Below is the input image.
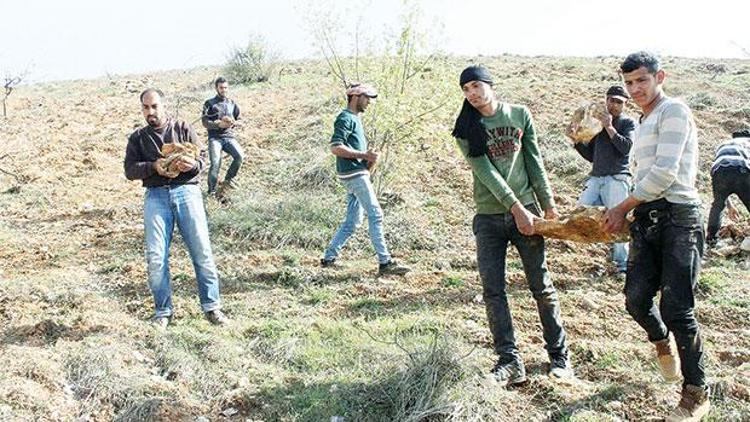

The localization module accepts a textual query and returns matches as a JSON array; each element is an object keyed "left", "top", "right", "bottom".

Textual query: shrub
[{"left": 224, "top": 35, "right": 281, "bottom": 84}]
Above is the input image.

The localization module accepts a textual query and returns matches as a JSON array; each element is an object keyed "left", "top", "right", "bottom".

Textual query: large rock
[
  {"left": 159, "top": 142, "right": 199, "bottom": 178},
  {"left": 566, "top": 102, "right": 606, "bottom": 143},
  {"left": 535, "top": 206, "right": 630, "bottom": 243}
]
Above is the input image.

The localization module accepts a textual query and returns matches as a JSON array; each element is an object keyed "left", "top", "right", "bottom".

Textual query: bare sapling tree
[
  {"left": 3, "top": 73, "right": 25, "bottom": 118},
  {"left": 306, "top": 1, "right": 452, "bottom": 195}
]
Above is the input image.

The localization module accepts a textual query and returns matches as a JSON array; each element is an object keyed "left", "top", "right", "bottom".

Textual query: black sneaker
[
  {"left": 548, "top": 355, "right": 574, "bottom": 379},
  {"left": 320, "top": 258, "right": 336, "bottom": 268},
  {"left": 378, "top": 260, "right": 410, "bottom": 276},
  {"left": 490, "top": 358, "right": 527, "bottom": 386}
]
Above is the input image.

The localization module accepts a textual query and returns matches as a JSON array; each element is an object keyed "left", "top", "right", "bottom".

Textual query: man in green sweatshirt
[{"left": 452, "top": 65, "right": 572, "bottom": 386}]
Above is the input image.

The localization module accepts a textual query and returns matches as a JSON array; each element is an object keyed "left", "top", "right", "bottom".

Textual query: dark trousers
[
  {"left": 625, "top": 199, "right": 706, "bottom": 387},
  {"left": 473, "top": 206, "right": 567, "bottom": 363},
  {"left": 706, "top": 166, "right": 750, "bottom": 243}
]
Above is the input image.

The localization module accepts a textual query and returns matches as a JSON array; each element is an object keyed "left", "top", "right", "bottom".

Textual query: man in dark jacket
[
  {"left": 569, "top": 85, "right": 637, "bottom": 273},
  {"left": 124, "top": 88, "right": 228, "bottom": 328},
  {"left": 202, "top": 77, "right": 244, "bottom": 196}
]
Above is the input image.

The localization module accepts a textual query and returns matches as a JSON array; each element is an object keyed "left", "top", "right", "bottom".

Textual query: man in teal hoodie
[{"left": 452, "top": 65, "right": 572, "bottom": 385}]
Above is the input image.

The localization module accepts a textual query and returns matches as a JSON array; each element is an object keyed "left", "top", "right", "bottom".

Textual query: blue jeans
[
  {"left": 323, "top": 175, "right": 391, "bottom": 264},
  {"left": 207, "top": 137, "right": 245, "bottom": 193},
  {"left": 625, "top": 200, "right": 705, "bottom": 387},
  {"left": 578, "top": 174, "right": 631, "bottom": 271},
  {"left": 473, "top": 205, "right": 568, "bottom": 362},
  {"left": 144, "top": 184, "right": 221, "bottom": 317}
]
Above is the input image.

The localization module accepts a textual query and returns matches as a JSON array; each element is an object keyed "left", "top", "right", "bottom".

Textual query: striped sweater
[
  {"left": 711, "top": 137, "right": 750, "bottom": 174},
  {"left": 631, "top": 97, "right": 700, "bottom": 204}
]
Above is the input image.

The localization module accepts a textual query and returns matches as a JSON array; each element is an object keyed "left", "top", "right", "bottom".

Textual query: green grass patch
[
  {"left": 211, "top": 192, "right": 340, "bottom": 249},
  {"left": 441, "top": 275, "right": 464, "bottom": 288}
]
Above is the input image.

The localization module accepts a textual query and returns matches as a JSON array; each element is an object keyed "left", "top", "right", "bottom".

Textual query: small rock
[
  {"left": 81, "top": 202, "right": 94, "bottom": 212},
  {"left": 132, "top": 350, "right": 148, "bottom": 363},
  {"left": 606, "top": 400, "right": 623, "bottom": 411},
  {"left": 472, "top": 294, "right": 484, "bottom": 304},
  {"left": 195, "top": 417, "right": 210, "bottom": 422},
  {"left": 580, "top": 297, "right": 600, "bottom": 311},
  {"left": 433, "top": 260, "right": 451, "bottom": 271},
  {"left": 464, "top": 319, "right": 480, "bottom": 330},
  {"left": 221, "top": 407, "right": 239, "bottom": 417}
]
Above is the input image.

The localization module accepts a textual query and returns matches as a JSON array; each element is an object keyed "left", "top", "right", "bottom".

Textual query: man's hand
[
  {"left": 726, "top": 198, "right": 739, "bottom": 221},
  {"left": 594, "top": 108, "right": 613, "bottom": 128},
  {"left": 217, "top": 120, "right": 232, "bottom": 129},
  {"left": 511, "top": 202, "right": 538, "bottom": 236},
  {"left": 175, "top": 156, "right": 197, "bottom": 173},
  {"left": 153, "top": 158, "right": 175, "bottom": 178},
  {"left": 154, "top": 158, "right": 177, "bottom": 179},
  {"left": 544, "top": 207, "right": 559, "bottom": 220},
  {"left": 362, "top": 149, "right": 379, "bottom": 164},
  {"left": 602, "top": 205, "right": 627, "bottom": 233},
  {"left": 565, "top": 122, "right": 579, "bottom": 141}
]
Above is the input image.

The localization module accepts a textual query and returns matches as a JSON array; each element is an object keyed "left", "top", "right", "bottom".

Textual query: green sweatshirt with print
[{"left": 456, "top": 103, "right": 555, "bottom": 214}]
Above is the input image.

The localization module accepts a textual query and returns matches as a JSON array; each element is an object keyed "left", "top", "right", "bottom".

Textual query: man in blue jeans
[
  {"left": 320, "top": 83, "right": 410, "bottom": 276},
  {"left": 125, "top": 88, "right": 228, "bottom": 328},
  {"left": 202, "top": 77, "right": 244, "bottom": 198},
  {"left": 569, "top": 85, "right": 637, "bottom": 274}
]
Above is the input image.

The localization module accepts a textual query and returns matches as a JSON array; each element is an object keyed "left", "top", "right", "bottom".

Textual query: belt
[{"left": 633, "top": 199, "right": 670, "bottom": 224}]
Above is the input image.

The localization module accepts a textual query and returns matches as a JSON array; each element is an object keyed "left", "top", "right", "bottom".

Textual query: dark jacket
[
  {"left": 124, "top": 119, "right": 206, "bottom": 187},
  {"left": 202, "top": 95, "right": 241, "bottom": 139},
  {"left": 574, "top": 114, "right": 637, "bottom": 177}
]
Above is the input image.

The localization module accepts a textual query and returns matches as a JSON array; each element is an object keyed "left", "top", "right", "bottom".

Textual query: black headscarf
[{"left": 451, "top": 65, "right": 495, "bottom": 157}]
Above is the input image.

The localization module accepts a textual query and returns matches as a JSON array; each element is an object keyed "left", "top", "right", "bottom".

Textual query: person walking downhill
[{"left": 320, "top": 83, "right": 410, "bottom": 277}]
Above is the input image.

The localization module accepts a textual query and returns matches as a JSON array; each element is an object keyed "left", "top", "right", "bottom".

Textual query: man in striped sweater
[
  {"left": 706, "top": 129, "right": 750, "bottom": 246},
  {"left": 603, "top": 51, "right": 709, "bottom": 421}
]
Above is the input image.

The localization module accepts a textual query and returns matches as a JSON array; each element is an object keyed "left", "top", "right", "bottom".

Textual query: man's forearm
[
  {"left": 614, "top": 195, "right": 643, "bottom": 213},
  {"left": 330, "top": 145, "right": 365, "bottom": 160}
]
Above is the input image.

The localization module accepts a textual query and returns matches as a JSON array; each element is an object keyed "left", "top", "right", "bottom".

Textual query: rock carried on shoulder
[{"left": 566, "top": 102, "right": 606, "bottom": 143}]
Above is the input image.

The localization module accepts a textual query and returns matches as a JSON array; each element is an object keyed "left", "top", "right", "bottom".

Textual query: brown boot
[
  {"left": 654, "top": 337, "right": 680, "bottom": 382},
  {"left": 665, "top": 384, "right": 710, "bottom": 421}
]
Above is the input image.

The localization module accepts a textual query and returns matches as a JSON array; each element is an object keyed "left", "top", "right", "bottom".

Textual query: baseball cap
[
  {"left": 346, "top": 83, "right": 378, "bottom": 98},
  {"left": 606, "top": 85, "right": 630, "bottom": 101}
]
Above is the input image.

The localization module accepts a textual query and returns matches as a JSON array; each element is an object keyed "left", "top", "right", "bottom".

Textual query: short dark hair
[
  {"left": 215, "top": 77, "right": 228, "bottom": 87},
  {"left": 620, "top": 51, "right": 661, "bottom": 74},
  {"left": 140, "top": 88, "right": 164, "bottom": 103}
]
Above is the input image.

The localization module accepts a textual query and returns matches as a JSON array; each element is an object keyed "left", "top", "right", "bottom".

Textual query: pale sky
[{"left": 1, "top": 0, "right": 749, "bottom": 82}]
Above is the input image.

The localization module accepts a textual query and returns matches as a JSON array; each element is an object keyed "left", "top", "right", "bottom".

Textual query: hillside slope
[{"left": 0, "top": 56, "right": 748, "bottom": 421}]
